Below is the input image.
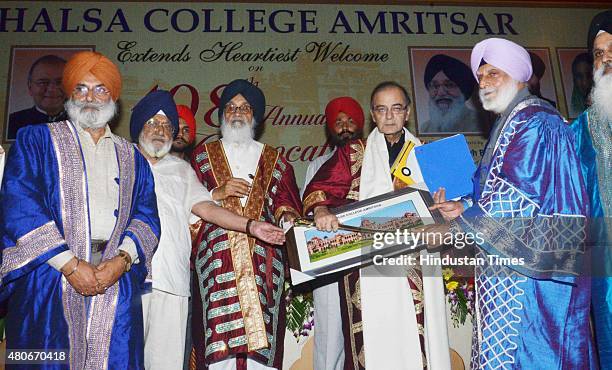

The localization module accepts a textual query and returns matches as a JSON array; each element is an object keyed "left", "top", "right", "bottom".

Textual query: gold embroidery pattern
[
  {"left": 347, "top": 190, "right": 360, "bottom": 201},
  {"left": 349, "top": 142, "right": 365, "bottom": 200},
  {"left": 228, "top": 230, "right": 269, "bottom": 351},
  {"left": 351, "top": 279, "right": 362, "bottom": 311},
  {"left": 344, "top": 274, "right": 361, "bottom": 370},
  {"left": 244, "top": 145, "right": 278, "bottom": 222},
  {"left": 349, "top": 141, "right": 365, "bottom": 176},
  {"left": 274, "top": 205, "right": 299, "bottom": 224},
  {"left": 406, "top": 266, "right": 427, "bottom": 370},
  {"left": 303, "top": 190, "right": 327, "bottom": 214},
  {"left": 206, "top": 141, "right": 272, "bottom": 352},
  {"left": 358, "top": 348, "right": 366, "bottom": 368}
]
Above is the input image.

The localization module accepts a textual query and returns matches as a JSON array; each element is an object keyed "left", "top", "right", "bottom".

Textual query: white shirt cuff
[
  {"left": 189, "top": 213, "right": 201, "bottom": 225},
  {"left": 210, "top": 188, "right": 222, "bottom": 205},
  {"left": 47, "top": 250, "right": 76, "bottom": 271},
  {"left": 119, "top": 237, "right": 140, "bottom": 264}
]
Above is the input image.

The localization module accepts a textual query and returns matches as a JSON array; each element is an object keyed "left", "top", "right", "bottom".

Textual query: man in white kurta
[
  {"left": 129, "top": 90, "right": 286, "bottom": 370},
  {"left": 47, "top": 122, "right": 140, "bottom": 270}
]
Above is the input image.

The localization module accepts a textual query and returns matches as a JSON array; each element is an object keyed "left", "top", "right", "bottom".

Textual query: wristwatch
[{"left": 118, "top": 250, "right": 132, "bottom": 272}]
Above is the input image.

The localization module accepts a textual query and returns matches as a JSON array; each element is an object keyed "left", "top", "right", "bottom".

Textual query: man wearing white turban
[{"left": 428, "top": 38, "right": 596, "bottom": 368}]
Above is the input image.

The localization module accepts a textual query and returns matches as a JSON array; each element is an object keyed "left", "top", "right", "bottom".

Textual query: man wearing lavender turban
[{"left": 428, "top": 38, "right": 596, "bottom": 368}]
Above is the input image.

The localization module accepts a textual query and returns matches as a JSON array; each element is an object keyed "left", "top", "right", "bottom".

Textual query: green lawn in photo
[{"left": 309, "top": 239, "right": 372, "bottom": 263}]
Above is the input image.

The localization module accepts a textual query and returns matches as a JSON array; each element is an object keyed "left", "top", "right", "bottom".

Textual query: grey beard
[
  {"left": 220, "top": 117, "right": 255, "bottom": 145},
  {"left": 479, "top": 80, "right": 520, "bottom": 114},
  {"left": 139, "top": 131, "right": 172, "bottom": 159},
  {"left": 590, "top": 65, "right": 612, "bottom": 122},
  {"left": 66, "top": 99, "right": 117, "bottom": 129},
  {"left": 427, "top": 95, "right": 467, "bottom": 131}
]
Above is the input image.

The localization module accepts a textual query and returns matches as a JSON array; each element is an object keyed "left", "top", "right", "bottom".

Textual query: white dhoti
[
  {"left": 358, "top": 128, "right": 451, "bottom": 370},
  {"left": 142, "top": 288, "right": 189, "bottom": 370},
  {"left": 209, "top": 356, "right": 277, "bottom": 370},
  {"left": 313, "top": 281, "right": 345, "bottom": 370}
]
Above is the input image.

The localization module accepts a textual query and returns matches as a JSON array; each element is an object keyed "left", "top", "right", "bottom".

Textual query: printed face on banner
[
  {"left": 410, "top": 47, "right": 557, "bottom": 136},
  {"left": 411, "top": 48, "right": 486, "bottom": 136},
  {"left": 4, "top": 46, "right": 93, "bottom": 142},
  {"left": 525, "top": 48, "right": 559, "bottom": 109},
  {"left": 557, "top": 48, "right": 593, "bottom": 119}
]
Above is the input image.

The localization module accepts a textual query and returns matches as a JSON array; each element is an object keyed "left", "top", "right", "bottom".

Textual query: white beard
[
  {"left": 479, "top": 80, "right": 520, "bottom": 114},
  {"left": 427, "top": 95, "right": 467, "bottom": 130},
  {"left": 66, "top": 99, "right": 117, "bottom": 129},
  {"left": 139, "top": 131, "right": 172, "bottom": 159},
  {"left": 220, "top": 117, "right": 255, "bottom": 145},
  {"left": 590, "top": 65, "right": 612, "bottom": 122}
]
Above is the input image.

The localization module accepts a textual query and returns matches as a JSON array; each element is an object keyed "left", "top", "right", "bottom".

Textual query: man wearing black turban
[
  {"left": 420, "top": 54, "right": 481, "bottom": 134},
  {"left": 527, "top": 51, "right": 557, "bottom": 108},
  {"left": 128, "top": 89, "right": 285, "bottom": 370},
  {"left": 190, "top": 79, "right": 302, "bottom": 369},
  {"left": 570, "top": 9, "right": 612, "bottom": 369}
]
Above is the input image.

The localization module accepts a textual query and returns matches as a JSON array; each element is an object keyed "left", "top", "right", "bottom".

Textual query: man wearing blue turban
[
  {"left": 190, "top": 79, "right": 302, "bottom": 369},
  {"left": 130, "top": 90, "right": 286, "bottom": 370}
]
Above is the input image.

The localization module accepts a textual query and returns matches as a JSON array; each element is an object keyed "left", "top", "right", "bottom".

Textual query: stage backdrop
[{"left": 0, "top": 2, "right": 606, "bottom": 369}]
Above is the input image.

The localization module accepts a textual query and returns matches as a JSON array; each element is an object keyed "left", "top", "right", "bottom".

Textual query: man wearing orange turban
[
  {"left": 171, "top": 104, "right": 197, "bottom": 160},
  {"left": 62, "top": 51, "right": 122, "bottom": 102},
  {"left": 1, "top": 50, "right": 160, "bottom": 369}
]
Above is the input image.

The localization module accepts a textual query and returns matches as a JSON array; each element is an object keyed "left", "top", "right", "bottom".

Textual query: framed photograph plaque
[{"left": 287, "top": 187, "right": 443, "bottom": 283}]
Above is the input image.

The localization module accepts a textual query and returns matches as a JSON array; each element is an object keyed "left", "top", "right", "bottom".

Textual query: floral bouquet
[
  {"left": 442, "top": 267, "right": 475, "bottom": 327},
  {"left": 284, "top": 281, "right": 315, "bottom": 341}
]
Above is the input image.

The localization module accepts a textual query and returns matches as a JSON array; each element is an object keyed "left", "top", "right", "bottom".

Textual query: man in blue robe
[
  {"left": 0, "top": 51, "right": 160, "bottom": 369},
  {"left": 428, "top": 38, "right": 596, "bottom": 369},
  {"left": 571, "top": 10, "right": 612, "bottom": 369}
]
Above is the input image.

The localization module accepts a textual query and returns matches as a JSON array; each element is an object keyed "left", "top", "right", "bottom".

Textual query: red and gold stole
[{"left": 204, "top": 141, "right": 279, "bottom": 352}]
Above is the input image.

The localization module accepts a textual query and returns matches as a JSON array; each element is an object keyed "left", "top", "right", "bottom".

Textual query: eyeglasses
[
  {"left": 224, "top": 104, "right": 253, "bottom": 115},
  {"left": 372, "top": 105, "right": 408, "bottom": 115},
  {"left": 73, "top": 85, "right": 110, "bottom": 98},
  {"left": 145, "top": 118, "right": 175, "bottom": 135},
  {"left": 30, "top": 79, "right": 63, "bottom": 88}
]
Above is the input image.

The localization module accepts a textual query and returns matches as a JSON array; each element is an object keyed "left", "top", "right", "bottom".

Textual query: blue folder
[{"left": 415, "top": 134, "right": 476, "bottom": 200}]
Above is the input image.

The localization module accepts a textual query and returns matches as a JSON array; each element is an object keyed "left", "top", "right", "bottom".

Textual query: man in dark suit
[{"left": 7, "top": 54, "right": 67, "bottom": 140}]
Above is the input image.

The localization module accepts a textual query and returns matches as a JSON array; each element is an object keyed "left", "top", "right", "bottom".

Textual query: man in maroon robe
[{"left": 190, "top": 79, "right": 301, "bottom": 370}]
